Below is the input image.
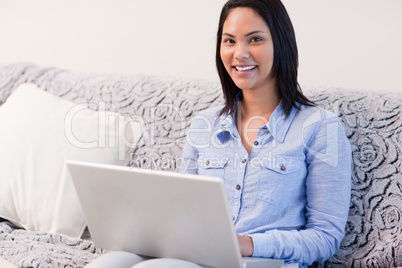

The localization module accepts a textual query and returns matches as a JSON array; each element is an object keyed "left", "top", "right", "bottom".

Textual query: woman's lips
[
  {"left": 233, "top": 65, "right": 257, "bottom": 74},
  {"left": 235, "top": 65, "right": 257, "bottom": 71}
]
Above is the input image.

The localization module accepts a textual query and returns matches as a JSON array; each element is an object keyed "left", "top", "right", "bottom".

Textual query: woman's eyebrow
[
  {"left": 222, "top": 32, "right": 235, "bottom": 38},
  {"left": 222, "top": 30, "right": 265, "bottom": 38},
  {"left": 245, "top": 30, "right": 265, "bottom": 36}
]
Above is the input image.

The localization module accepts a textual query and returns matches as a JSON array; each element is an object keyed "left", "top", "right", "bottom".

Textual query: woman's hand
[{"left": 237, "top": 235, "right": 254, "bottom": 257}]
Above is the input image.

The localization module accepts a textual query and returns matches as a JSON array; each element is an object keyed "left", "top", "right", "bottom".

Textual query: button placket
[{"left": 232, "top": 153, "right": 248, "bottom": 219}]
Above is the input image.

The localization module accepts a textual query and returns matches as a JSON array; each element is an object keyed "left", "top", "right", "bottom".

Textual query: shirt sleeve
[
  {"left": 179, "top": 116, "right": 202, "bottom": 175},
  {"left": 249, "top": 111, "right": 352, "bottom": 266}
]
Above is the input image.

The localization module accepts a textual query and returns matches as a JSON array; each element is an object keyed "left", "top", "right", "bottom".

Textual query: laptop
[{"left": 67, "top": 160, "right": 284, "bottom": 268}]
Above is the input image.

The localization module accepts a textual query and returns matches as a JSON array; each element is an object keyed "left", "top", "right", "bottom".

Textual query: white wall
[
  {"left": 284, "top": 0, "right": 402, "bottom": 92},
  {"left": 0, "top": 0, "right": 401, "bottom": 92}
]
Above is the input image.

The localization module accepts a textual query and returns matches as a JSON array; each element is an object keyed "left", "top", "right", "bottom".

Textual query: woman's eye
[
  {"left": 223, "top": 39, "right": 235, "bottom": 44},
  {"left": 251, "top": 37, "right": 263, "bottom": 43}
]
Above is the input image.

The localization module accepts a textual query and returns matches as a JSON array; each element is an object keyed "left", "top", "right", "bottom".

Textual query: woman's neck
[
  {"left": 236, "top": 87, "right": 280, "bottom": 155},
  {"left": 240, "top": 87, "right": 280, "bottom": 120}
]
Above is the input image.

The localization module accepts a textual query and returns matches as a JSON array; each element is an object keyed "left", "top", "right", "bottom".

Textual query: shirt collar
[
  {"left": 217, "top": 100, "right": 297, "bottom": 144},
  {"left": 267, "top": 101, "right": 297, "bottom": 143}
]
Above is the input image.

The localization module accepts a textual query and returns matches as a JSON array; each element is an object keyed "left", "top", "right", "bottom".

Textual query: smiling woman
[{"left": 180, "top": 0, "right": 352, "bottom": 267}]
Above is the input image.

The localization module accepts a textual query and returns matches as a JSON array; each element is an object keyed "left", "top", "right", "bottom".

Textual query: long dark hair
[{"left": 216, "top": 0, "right": 314, "bottom": 117}]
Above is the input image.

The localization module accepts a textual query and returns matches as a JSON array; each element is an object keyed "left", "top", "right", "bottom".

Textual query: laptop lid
[{"left": 67, "top": 160, "right": 283, "bottom": 268}]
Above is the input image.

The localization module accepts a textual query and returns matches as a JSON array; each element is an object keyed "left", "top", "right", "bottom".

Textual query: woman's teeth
[{"left": 236, "top": 66, "right": 256, "bottom": 71}]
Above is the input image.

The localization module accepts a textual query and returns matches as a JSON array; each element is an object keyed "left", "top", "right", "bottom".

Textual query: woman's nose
[{"left": 235, "top": 43, "right": 249, "bottom": 60}]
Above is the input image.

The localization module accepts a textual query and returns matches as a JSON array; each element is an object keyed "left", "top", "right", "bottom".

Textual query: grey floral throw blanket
[{"left": 0, "top": 221, "right": 103, "bottom": 267}]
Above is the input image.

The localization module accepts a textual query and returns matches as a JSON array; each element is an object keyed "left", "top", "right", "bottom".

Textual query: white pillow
[{"left": 0, "top": 83, "right": 142, "bottom": 238}]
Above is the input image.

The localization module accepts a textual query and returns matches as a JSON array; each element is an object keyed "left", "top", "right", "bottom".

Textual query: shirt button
[
  {"left": 242, "top": 159, "right": 247, "bottom": 163},
  {"left": 280, "top": 165, "right": 286, "bottom": 171},
  {"left": 236, "top": 185, "right": 241, "bottom": 190},
  {"left": 254, "top": 141, "right": 259, "bottom": 146},
  {"left": 205, "top": 160, "right": 210, "bottom": 166}
]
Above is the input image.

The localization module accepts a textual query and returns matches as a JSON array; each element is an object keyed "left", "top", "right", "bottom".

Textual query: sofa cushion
[{"left": 0, "top": 83, "right": 142, "bottom": 237}]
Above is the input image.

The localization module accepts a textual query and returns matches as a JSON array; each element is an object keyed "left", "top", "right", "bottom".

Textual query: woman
[{"left": 180, "top": 0, "right": 351, "bottom": 267}]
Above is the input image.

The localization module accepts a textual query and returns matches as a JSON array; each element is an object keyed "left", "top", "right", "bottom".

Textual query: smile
[{"left": 235, "top": 66, "right": 257, "bottom": 72}]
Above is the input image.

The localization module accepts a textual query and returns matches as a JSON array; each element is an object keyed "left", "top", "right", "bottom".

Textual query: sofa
[{"left": 0, "top": 62, "right": 401, "bottom": 268}]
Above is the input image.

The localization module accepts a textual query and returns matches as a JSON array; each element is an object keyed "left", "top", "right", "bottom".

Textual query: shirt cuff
[{"left": 249, "top": 232, "right": 276, "bottom": 258}]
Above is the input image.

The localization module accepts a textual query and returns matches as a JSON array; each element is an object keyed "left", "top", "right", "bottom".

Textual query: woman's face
[{"left": 220, "top": 7, "right": 275, "bottom": 93}]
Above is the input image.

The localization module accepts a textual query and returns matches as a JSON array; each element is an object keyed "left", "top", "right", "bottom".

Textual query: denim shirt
[{"left": 180, "top": 102, "right": 351, "bottom": 267}]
